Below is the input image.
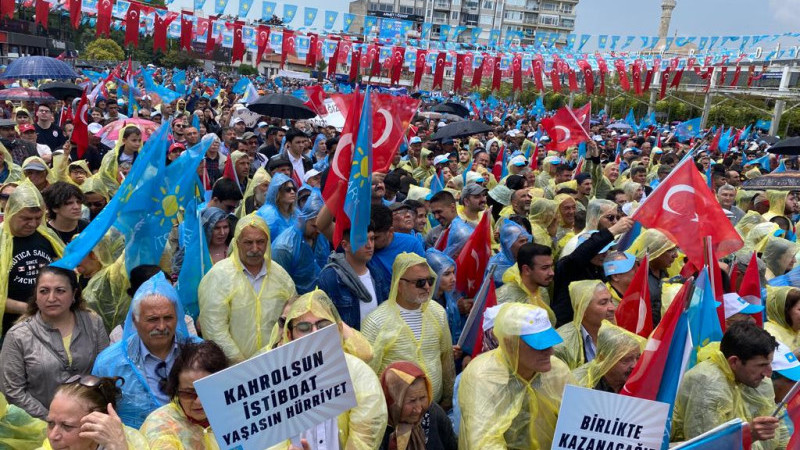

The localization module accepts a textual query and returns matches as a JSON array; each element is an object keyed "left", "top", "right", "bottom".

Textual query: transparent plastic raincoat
[
  {"left": 488, "top": 220, "right": 532, "bottom": 285},
  {"left": 0, "top": 144, "right": 22, "bottom": 184},
  {"left": 271, "top": 191, "right": 330, "bottom": 294},
  {"left": 140, "top": 401, "right": 219, "bottom": 449},
  {"left": 765, "top": 286, "right": 800, "bottom": 350},
  {"left": 735, "top": 210, "right": 766, "bottom": 239},
  {"left": 560, "top": 199, "right": 618, "bottom": 258},
  {"left": 198, "top": 214, "right": 296, "bottom": 363},
  {"left": 442, "top": 217, "right": 474, "bottom": 259},
  {"left": 361, "top": 253, "right": 455, "bottom": 404},
  {"left": 528, "top": 198, "right": 557, "bottom": 248},
  {"left": 0, "top": 179, "right": 64, "bottom": 334},
  {"left": 268, "top": 290, "right": 388, "bottom": 450},
  {"left": 412, "top": 148, "right": 435, "bottom": 182},
  {"left": 82, "top": 239, "right": 130, "bottom": 333},
  {"left": 235, "top": 167, "right": 270, "bottom": 218},
  {"left": 553, "top": 280, "right": 606, "bottom": 369},
  {"left": 458, "top": 303, "right": 574, "bottom": 449},
  {"left": 426, "top": 248, "right": 466, "bottom": 344},
  {"left": 0, "top": 393, "right": 45, "bottom": 450},
  {"left": 762, "top": 190, "right": 789, "bottom": 221},
  {"left": 628, "top": 228, "right": 676, "bottom": 260},
  {"left": 762, "top": 236, "right": 797, "bottom": 280},
  {"left": 98, "top": 124, "right": 142, "bottom": 195},
  {"left": 554, "top": 194, "right": 577, "bottom": 243},
  {"left": 92, "top": 272, "right": 201, "bottom": 429},
  {"left": 496, "top": 264, "right": 555, "bottom": 325},
  {"left": 671, "top": 348, "right": 789, "bottom": 449},
  {"left": 571, "top": 320, "right": 645, "bottom": 389},
  {"left": 255, "top": 172, "right": 298, "bottom": 239}
]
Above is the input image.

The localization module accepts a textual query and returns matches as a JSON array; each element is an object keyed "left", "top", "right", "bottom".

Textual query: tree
[
  {"left": 161, "top": 49, "right": 201, "bottom": 69},
  {"left": 238, "top": 64, "right": 258, "bottom": 76},
  {"left": 85, "top": 38, "right": 124, "bottom": 61}
]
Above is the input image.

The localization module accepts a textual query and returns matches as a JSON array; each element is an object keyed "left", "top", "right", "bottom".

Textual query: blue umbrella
[{"left": 1, "top": 56, "right": 80, "bottom": 80}]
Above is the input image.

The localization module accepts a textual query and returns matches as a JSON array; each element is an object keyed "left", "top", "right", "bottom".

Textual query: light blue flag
[
  {"left": 51, "top": 124, "right": 172, "bottom": 270},
  {"left": 748, "top": 154, "right": 771, "bottom": 172},
  {"left": 191, "top": 113, "right": 200, "bottom": 130},
  {"left": 194, "top": 0, "right": 207, "bottom": 11},
  {"left": 262, "top": 1, "right": 276, "bottom": 19},
  {"left": 421, "top": 23, "right": 432, "bottom": 39},
  {"left": 687, "top": 267, "right": 723, "bottom": 368},
  {"left": 213, "top": 0, "right": 228, "bottom": 16},
  {"left": 344, "top": 88, "right": 373, "bottom": 251},
  {"left": 342, "top": 13, "right": 355, "bottom": 32},
  {"left": 489, "top": 29, "right": 500, "bottom": 46},
  {"left": 238, "top": 0, "right": 253, "bottom": 17},
  {"left": 283, "top": 4, "right": 297, "bottom": 23},
  {"left": 172, "top": 69, "right": 186, "bottom": 95},
  {"left": 674, "top": 117, "right": 702, "bottom": 141},
  {"left": 439, "top": 25, "right": 450, "bottom": 42},
  {"left": 324, "top": 10, "right": 337, "bottom": 30},
  {"left": 624, "top": 109, "right": 639, "bottom": 133},
  {"left": 364, "top": 15, "right": 377, "bottom": 31},
  {"left": 772, "top": 159, "right": 787, "bottom": 174},
  {"left": 175, "top": 186, "right": 212, "bottom": 320},
  {"left": 755, "top": 119, "right": 771, "bottom": 130},
  {"left": 232, "top": 77, "right": 250, "bottom": 94},
  {"left": 303, "top": 7, "right": 318, "bottom": 26}
]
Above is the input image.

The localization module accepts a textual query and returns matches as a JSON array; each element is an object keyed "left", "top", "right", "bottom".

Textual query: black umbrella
[
  {"left": 761, "top": 135, "right": 781, "bottom": 145},
  {"left": 430, "top": 120, "right": 493, "bottom": 141},
  {"left": 767, "top": 136, "right": 800, "bottom": 155},
  {"left": 431, "top": 102, "right": 471, "bottom": 118},
  {"left": 741, "top": 172, "right": 800, "bottom": 191},
  {"left": 39, "top": 82, "right": 84, "bottom": 100},
  {"left": 246, "top": 93, "right": 316, "bottom": 119}
]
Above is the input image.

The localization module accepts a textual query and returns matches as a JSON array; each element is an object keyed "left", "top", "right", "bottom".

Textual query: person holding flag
[
  {"left": 627, "top": 228, "right": 679, "bottom": 325},
  {"left": 571, "top": 320, "right": 646, "bottom": 393}
]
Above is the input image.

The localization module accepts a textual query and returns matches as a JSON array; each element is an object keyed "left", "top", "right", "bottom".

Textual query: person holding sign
[
  {"left": 270, "top": 290, "right": 387, "bottom": 450},
  {"left": 570, "top": 320, "right": 645, "bottom": 393},
  {"left": 198, "top": 214, "right": 297, "bottom": 363},
  {"left": 141, "top": 341, "right": 229, "bottom": 449},
  {"left": 362, "top": 253, "right": 455, "bottom": 410},
  {"left": 553, "top": 280, "right": 617, "bottom": 370},
  {"left": 458, "top": 303, "right": 574, "bottom": 449},
  {"left": 671, "top": 322, "right": 790, "bottom": 449}
]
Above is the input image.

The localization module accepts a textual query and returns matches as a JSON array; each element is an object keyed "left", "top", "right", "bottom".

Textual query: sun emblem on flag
[
  {"left": 351, "top": 146, "right": 369, "bottom": 186},
  {"left": 152, "top": 185, "right": 185, "bottom": 226}
]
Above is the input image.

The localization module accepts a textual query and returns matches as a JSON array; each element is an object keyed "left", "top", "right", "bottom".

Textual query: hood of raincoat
[
  {"left": 280, "top": 289, "right": 344, "bottom": 344},
  {"left": 201, "top": 206, "right": 228, "bottom": 244},
  {"left": 297, "top": 189, "right": 324, "bottom": 228},
  {"left": 560, "top": 199, "right": 618, "bottom": 258},
  {"left": 236, "top": 167, "right": 270, "bottom": 218},
  {"left": 766, "top": 286, "right": 797, "bottom": 335},
  {"left": 763, "top": 236, "right": 797, "bottom": 277},
  {"left": 553, "top": 280, "right": 607, "bottom": 369},
  {"left": 425, "top": 248, "right": 455, "bottom": 297},
  {"left": 764, "top": 189, "right": 788, "bottom": 220},
  {"left": 230, "top": 213, "right": 273, "bottom": 268},
  {"left": 499, "top": 219, "right": 532, "bottom": 261},
  {"left": 443, "top": 217, "right": 474, "bottom": 258},
  {"left": 0, "top": 143, "right": 21, "bottom": 182},
  {"left": 572, "top": 320, "right": 645, "bottom": 389},
  {"left": 80, "top": 174, "right": 111, "bottom": 200},
  {"left": 628, "top": 228, "right": 676, "bottom": 261},
  {"left": 122, "top": 271, "right": 192, "bottom": 346},
  {"left": 264, "top": 172, "right": 294, "bottom": 208},
  {"left": 388, "top": 252, "right": 437, "bottom": 307},
  {"left": 734, "top": 210, "right": 765, "bottom": 239}
]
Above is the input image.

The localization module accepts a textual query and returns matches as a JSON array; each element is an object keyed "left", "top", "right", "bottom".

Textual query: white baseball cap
[
  {"left": 409, "top": 136, "right": 423, "bottom": 145},
  {"left": 433, "top": 154, "right": 449, "bottom": 166},
  {"left": 772, "top": 341, "right": 800, "bottom": 381},
  {"left": 87, "top": 123, "right": 103, "bottom": 135},
  {"left": 303, "top": 169, "right": 321, "bottom": 183},
  {"left": 482, "top": 305, "right": 502, "bottom": 332},
  {"left": 510, "top": 155, "right": 527, "bottom": 166},
  {"left": 722, "top": 293, "right": 764, "bottom": 319},
  {"left": 518, "top": 307, "right": 563, "bottom": 350}
]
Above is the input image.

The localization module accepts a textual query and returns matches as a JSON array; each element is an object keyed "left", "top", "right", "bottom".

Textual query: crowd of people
[{"left": 0, "top": 65, "right": 798, "bottom": 450}]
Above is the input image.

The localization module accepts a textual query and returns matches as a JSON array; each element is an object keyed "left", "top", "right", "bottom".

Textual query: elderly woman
[
  {"left": 379, "top": 361, "right": 457, "bottom": 450},
  {"left": 256, "top": 172, "right": 298, "bottom": 240},
  {"left": 528, "top": 197, "right": 558, "bottom": 248},
  {"left": 0, "top": 266, "right": 108, "bottom": 419},
  {"left": 42, "top": 375, "right": 147, "bottom": 449},
  {"left": 571, "top": 321, "right": 645, "bottom": 392},
  {"left": 140, "top": 341, "right": 229, "bottom": 448},
  {"left": 553, "top": 280, "right": 617, "bottom": 370},
  {"left": 202, "top": 206, "right": 231, "bottom": 265},
  {"left": 765, "top": 286, "right": 800, "bottom": 352}
]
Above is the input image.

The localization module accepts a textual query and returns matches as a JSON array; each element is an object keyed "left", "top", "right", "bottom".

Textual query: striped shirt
[{"left": 397, "top": 305, "right": 423, "bottom": 340}]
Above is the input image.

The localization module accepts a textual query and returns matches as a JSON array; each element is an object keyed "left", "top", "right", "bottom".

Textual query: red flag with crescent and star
[
  {"left": 390, "top": 46, "right": 405, "bottom": 85},
  {"left": 350, "top": 47, "right": 361, "bottom": 83},
  {"left": 124, "top": 2, "right": 140, "bottom": 46},
  {"left": 615, "top": 255, "right": 653, "bottom": 338},
  {"left": 532, "top": 56, "right": 545, "bottom": 91},
  {"left": 232, "top": 22, "right": 245, "bottom": 63},
  {"left": 512, "top": 54, "right": 522, "bottom": 91},
  {"left": 180, "top": 13, "right": 193, "bottom": 52},
  {"left": 433, "top": 51, "right": 446, "bottom": 90},
  {"left": 281, "top": 29, "right": 295, "bottom": 69},
  {"left": 36, "top": 0, "right": 51, "bottom": 30},
  {"left": 632, "top": 60, "right": 643, "bottom": 95},
  {"left": 455, "top": 212, "right": 492, "bottom": 297},
  {"left": 204, "top": 16, "right": 217, "bottom": 55},
  {"left": 615, "top": 59, "right": 630, "bottom": 92},
  {"left": 255, "top": 26, "right": 270, "bottom": 66},
  {"left": 577, "top": 59, "right": 594, "bottom": 95},
  {"left": 413, "top": 50, "right": 427, "bottom": 88},
  {"left": 737, "top": 252, "right": 763, "bottom": 328},
  {"left": 305, "top": 33, "right": 318, "bottom": 67},
  {"left": 540, "top": 104, "right": 591, "bottom": 151},
  {"left": 631, "top": 157, "right": 743, "bottom": 270},
  {"left": 491, "top": 53, "right": 502, "bottom": 91},
  {"left": 328, "top": 41, "right": 340, "bottom": 78},
  {"left": 153, "top": 12, "right": 173, "bottom": 53},
  {"left": 453, "top": 53, "right": 466, "bottom": 93},
  {"left": 72, "top": 89, "right": 90, "bottom": 159},
  {"left": 471, "top": 54, "right": 485, "bottom": 88},
  {"left": 69, "top": 0, "right": 81, "bottom": 28}
]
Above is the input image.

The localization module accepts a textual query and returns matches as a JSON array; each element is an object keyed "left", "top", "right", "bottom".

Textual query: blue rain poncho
[
  {"left": 443, "top": 217, "right": 475, "bottom": 259},
  {"left": 426, "top": 248, "right": 466, "bottom": 344},
  {"left": 488, "top": 220, "right": 532, "bottom": 286},
  {"left": 201, "top": 206, "right": 229, "bottom": 244},
  {"left": 271, "top": 191, "right": 331, "bottom": 294},
  {"left": 92, "top": 272, "right": 201, "bottom": 429},
  {"left": 256, "top": 172, "right": 297, "bottom": 239}
]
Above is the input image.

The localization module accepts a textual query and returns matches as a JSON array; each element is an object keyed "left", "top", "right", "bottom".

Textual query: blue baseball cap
[
  {"left": 773, "top": 341, "right": 800, "bottom": 381},
  {"left": 603, "top": 252, "right": 637, "bottom": 276},
  {"left": 519, "top": 308, "right": 563, "bottom": 350}
]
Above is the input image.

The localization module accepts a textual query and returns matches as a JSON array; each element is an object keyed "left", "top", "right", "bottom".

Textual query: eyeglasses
[
  {"left": 85, "top": 201, "right": 105, "bottom": 208},
  {"left": 603, "top": 214, "right": 621, "bottom": 222},
  {"left": 177, "top": 389, "right": 199, "bottom": 400},
  {"left": 174, "top": 124, "right": 185, "bottom": 128},
  {"left": 290, "top": 319, "right": 333, "bottom": 333},
  {"left": 280, "top": 185, "right": 296, "bottom": 193},
  {"left": 400, "top": 277, "right": 435, "bottom": 289}
]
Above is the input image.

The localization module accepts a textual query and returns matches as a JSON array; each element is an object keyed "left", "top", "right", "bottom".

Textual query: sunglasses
[
  {"left": 400, "top": 277, "right": 435, "bottom": 288},
  {"left": 174, "top": 124, "right": 186, "bottom": 128},
  {"left": 291, "top": 319, "right": 333, "bottom": 333},
  {"left": 62, "top": 374, "right": 124, "bottom": 409},
  {"left": 603, "top": 214, "right": 621, "bottom": 222},
  {"left": 177, "top": 389, "right": 199, "bottom": 400},
  {"left": 85, "top": 201, "right": 106, "bottom": 208},
  {"left": 280, "top": 185, "right": 296, "bottom": 193}
]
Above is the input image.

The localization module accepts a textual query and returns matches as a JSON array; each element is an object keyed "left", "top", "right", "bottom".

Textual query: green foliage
[
  {"left": 160, "top": 49, "right": 201, "bottom": 69},
  {"left": 84, "top": 38, "right": 124, "bottom": 61},
  {"left": 237, "top": 64, "right": 259, "bottom": 76}
]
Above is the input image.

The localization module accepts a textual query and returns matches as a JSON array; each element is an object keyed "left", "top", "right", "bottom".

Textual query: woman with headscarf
[
  {"left": 765, "top": 286, "right": 800, "bottom": 351},
  {"left": 256, "top": 172, "right": 297, "bottom": 240},
  {"left": 379, "top": 361, "right": 457, "bottom": 450},
  {"left": 762, "top": 236, "right": 797, "bottom": 280},
  {"left": 202, "top": 206, "right": 231, "bottom": 264},
  {"left": 426, "top": 249, "right": 466, "bottom": 345},
  {"left": 553, "top": 280, "right": 617, "bottom": 369},
  {"left": 571, "top": 320, "right": 645, "bottom": 392},
  {"left": 488, "top": 219, "right": 532, "bottom": 286},
  {"left": 528, "top": 197, "right": 558, "bottom": 248}
]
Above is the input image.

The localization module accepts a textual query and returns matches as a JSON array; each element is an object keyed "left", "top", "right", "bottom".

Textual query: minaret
[{"left": 658, "top": 0, "right": 676, "bottom": 40}]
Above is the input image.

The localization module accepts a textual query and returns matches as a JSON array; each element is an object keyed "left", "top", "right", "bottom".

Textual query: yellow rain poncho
[
  {"left": 628, "top": 228, "right": 676, "bottom": 261},
  {"left": 553, "top": 280, "right": 606, "bottom": 370},
  {"left": 82, "top": 248, "right": 130, "bottom": 333},
  {"left": 734, "top": 210, "right": 765, "bottom": 239},
  {"left": 268, "top": 290, "right": 388, "bottom": 450},
  {"left": 765, "top": 286, "right": 800, "bottom": 350},
  {"left": 198, "top": 214, "right": 296, "bottom": 363},
  {"left": 0, "top": 179, "right": 64, "bottom": 335},
  {"left": 98, "top": 124, "right": 142, "bottom": 195},
  {"left": 762, "top": 236, "right": 797, "bottom": 279},
  {"left": 361, "top": 253, "right": 455, "bottom": 404},
  {"left": 458, "top": 303, "right": 574, "bottom": 449},
  {"left": 411, "top": 148, "right": 435, "bottom": 182},
  {"left": 140, "top": 401, "right": 218, "bottom": 449},
  {"left": 39, "top": 425, "right": 149, "bottom": 450},
  {"left": 21, "top": 156, "right": 54, "bottom": 184},
  {"left": 571, "top": 321, "right": 645, "bottom": 390},
  {"left": 0, "top": 144, "right": 22, "bottom": 184},
  {"left": 553, "top": 194, "right": 576, "bottom": 243},
  {"left": 528, "top": 198, "right": 557, "bottom": 248},
  {"left": 0, "top": 393, "right": 45, "bottom": 450},
  {"left": 560, "top": 199, "right": 618, "bottom": 258},
  {"left": 671, "top": 348, "right": 789, "bottom": 449},
  {"left": 762, "top": 190, "right": 789, "bottom": 221},
  {"left": 496, "top": 264, "right": 555, "bottom": 325},
  {"left": 235, "top": 167, "right": 270, "bottom": 218}
]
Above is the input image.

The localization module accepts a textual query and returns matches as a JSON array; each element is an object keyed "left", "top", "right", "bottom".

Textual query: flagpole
[
  {"left": 772, "top": 379, "right": 800, "bottom": 417},
  {"left": 456, "top": 264, "right": 497, "bottom": 349}
]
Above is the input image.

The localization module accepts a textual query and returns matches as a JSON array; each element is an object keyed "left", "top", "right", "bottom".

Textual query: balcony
[
  {"left": 434, "top": 1, "right": 450, "bottom": 9},
  {"left": 431, "top": 15, "right": 448, "bottom": 24}
]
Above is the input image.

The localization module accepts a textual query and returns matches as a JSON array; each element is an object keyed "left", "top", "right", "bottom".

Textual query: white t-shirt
[
  {"left": 397, "top": 304, "right": 423, "bottom": 340},
  {"left": 358, "top": 272, "right": 378, "bottom": 321}
]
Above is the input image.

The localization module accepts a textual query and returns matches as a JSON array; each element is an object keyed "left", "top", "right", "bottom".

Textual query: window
[
  {"left": 482, "top": 0, "right": 494, "bottom": 9},
  {"left": 506, "top": 0, "right": 525, "bottom": 6},
  {"left": 541, "top": 1, "right": 557, "bottom": 11},
  {"left": 539, "top": 14, "right": 558, "bottom": 25},
  {"left": 479, "top": 15, "right": 493, "bottom": 25},
  {"left": 451, "top": 11, "right": 459, "bottom": 19},
  {"left": 561, "top": 3, "right": 573, "bottom": 13},
  {"left": 504, "top": 10, "right": 523, "bottom": 20}
]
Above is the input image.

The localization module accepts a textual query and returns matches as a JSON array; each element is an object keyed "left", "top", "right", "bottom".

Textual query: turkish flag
[
  {"left": 413, "top": 50, "right": 427, "bottom": 88},
  {"left": 153, "top": 13, "right": 169, "bottom": 53},
  {"left": 730, "top": 65, "right": 742, "bottom": 87},
  {"left": 785, "top": 386, "right": 800, "bottom": 450},
  {"left": 632, "top": 60, "right": 643, "bottom": 95},
  {"left": 305, "top": 33, "right": 318, "bottom": 67},
  {"left": 124, "top": 2, "right": 140, "bottom": 47},
  {"left": 453, "top": 53, "right": 466, "bottom": 92},
  {"left": 255, "top": 26, "right": 270, "bottom": 66},
  {"left": 540, "top": 105, "right": 590, "bottom": 151},
  {"left": 455, "top": 212, "right": 492, "bottom": 297},
  {"left": 567, "top": 65, "right": 579, "bottom": 92},
  {"left": 338, "top": 40, "right": 352, "bottom": 65},
  {"left": 72, "top": 89, "right": 90, "bottom": 159},
  {"left": 303, "top": 85, "right": 326, "bottom": 116},
  {"left": 97, "top": 0, "right": 115, "bottom": 36},
  {"left": 349, "top": 47, "right": 361, "bottom": 83},
  {"left": 492, "top": 144, "right": 505, "bottom": 179},
  {"left": 471, "top": 54, "right": 484, "bottom": 88},
  {"left": 67, "top": 0, "right": 81, "bottom": 28},
  {"left": 631, "top": 158, "right": 744, "bottom": 270},
  {"left": 597, "top": 57, "right": 608, "bottom": 95},
  {"left": 746, "top": 65, "right": 757, "bottom": 87},
  {"left": 512, "top": 54, "right": 522, "bottom": 91},
  {"left": 36, "top": 0, "right": 50, "bottom": 29},
  {"left": 717, "top": 66, "right": 728, "bottom": 86},
  {"left": 615, "top": 59, "right": 630, "bottom": 91},
  {"left": 390, "top": 46, "right": 405, "bottom": 85},
  {"left": 232, "top": 22, "right": 245, "bottom": 63},
  {"left": 670, "top": 68, "right": 684, "bottom": 88},
  {"left": 328, "top": 41, "right": 340, "bottom": 78},
  {"left": 578, "top": 59, "right": 594, "bottom": 95},
  {"left": 369, "top": 44, "right": 381, "bottom": 77},
  {"left": 203, "top": 17, "right": 217, "bottom": 55},
  {"left": 643, "top": 68, "right": 653, "bottom": 92},
  {"left": 180, "top": 13, "right": 193, "bottom": 52},
  {"left": 572, "top": 102, "right": 591, "bottom": 130},
  {"left": 533, "top": 57, "right": 545, "bottom": 91},
  {"left": 615, "top": 255, "right": 652, "bottom": 338},
  {"left": 660, "top": 68, "right": 671, "bottom": 99},
  {"left": 432, "top": 51, "right": 446, "bottom": 90},
  {"left": 0, "top": 0, "right": 13, "bottom": 20},
  {"left": 708, "top": 126, "right": 722, "bottom": 151},
  {"left": 491, "top": 53, "right": 502, "bottom": 91},
  {"left": 281, "top": 30, "right": 295, "bottom": 69}
]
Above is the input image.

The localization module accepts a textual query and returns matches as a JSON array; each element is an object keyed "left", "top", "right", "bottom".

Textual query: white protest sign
[
  {"left": 552, "top": 385, "right": 670, "bottom": 450},
  {"left": 308, "top": 98, "right": 345, "bottom": 131},
  {"left": 194, "top": 325, "right": 357, "bottom": 450}
]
